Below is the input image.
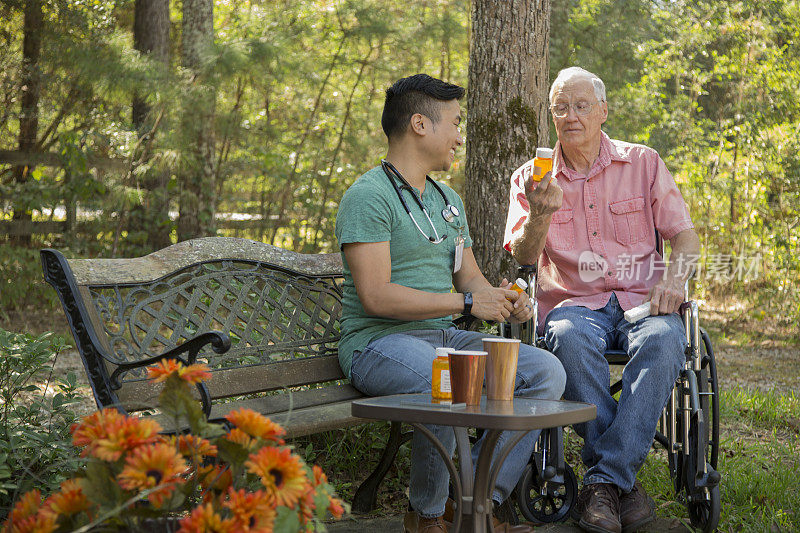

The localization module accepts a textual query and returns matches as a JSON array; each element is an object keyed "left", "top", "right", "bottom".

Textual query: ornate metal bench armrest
[{"left": 109, "top": 331, "right": 231, "bottom": 419}]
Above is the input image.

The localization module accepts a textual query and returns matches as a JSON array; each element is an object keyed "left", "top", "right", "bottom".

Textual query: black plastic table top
[{"left": 352, "top": 393, "right": 596, "bottom": 431}]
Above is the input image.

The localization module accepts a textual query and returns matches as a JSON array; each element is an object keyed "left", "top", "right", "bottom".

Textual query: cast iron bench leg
[{"left": 352, "top": 421, "right": 412, "bottom": 513}]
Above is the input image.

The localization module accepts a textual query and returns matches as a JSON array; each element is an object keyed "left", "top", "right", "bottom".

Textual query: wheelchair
[{"left": 499, "top": 263, "right": 722, "bottom": 532}]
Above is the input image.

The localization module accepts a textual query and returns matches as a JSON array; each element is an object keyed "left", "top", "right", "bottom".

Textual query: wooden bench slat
[
  {"left": 206, "top": 384, "right": 365, "bottom": 420},
  {"left": 116, "top": 355, "right": 347, "bottom": 411},
  {"left": 151, "top": 398, "right": 369, "bottom": 439}
]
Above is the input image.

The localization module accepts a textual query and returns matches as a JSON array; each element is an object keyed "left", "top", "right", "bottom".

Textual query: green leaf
[
  {"left": 274, "top": 506, "right": 302, "bottom": 533},
  {"left": 82, "top": 461, "right": 125, "bottom": 510}
]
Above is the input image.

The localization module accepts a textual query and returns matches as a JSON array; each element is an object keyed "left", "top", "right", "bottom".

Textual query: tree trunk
[
  {"left": 177, "top": 0, "right": 216, "bottom": 242},
  {"left": 465, "top": 0, "right": 551, "bottom": 283},
  {"left": 11, "top": 0, "right": 43, "bottom": 246},
  {"left": 130, "top": 0, "right": 171, "bottom": 251}
]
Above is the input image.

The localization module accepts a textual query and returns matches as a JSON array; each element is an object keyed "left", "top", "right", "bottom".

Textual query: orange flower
[
  {"left": 2, "top": 513, "right": 57, "bottom": 533},
  {"left": 311, "top": 465, "right": 328, "bottom": 487},
  {"left": 178, "top": 503, "right": 234, "bottom": 533},
  {"left": 3, "top": 490, "right": 59, "bottom": 533},
  {"left": 198, "top": 465, "right": 234, "bottom": 505},
  {"left": 296, "top": 484, "right": 316, "bottom": 525},
  {"left": 71, "top": 408, "right": 126, "bottom": 449},
  {"left": 147, "top": 359, "right": 211, "bottom": 385},
  {"left": 224, "top": 488, "right": 275, "bottom": 532},
  {"left": 118, "top": 443, "right": 187, "bottom": 508},
  {"left": 94, "top": 417, "right": 163, "bottom": 462},
  {"left": 71, "top": 409, "right": 162, "bottom": 462},
  {"left": 171, "top": 434, "right": 218, "bottom": 462},
  {"left": 245, "top": 447, "right": 308, "bottom": 508},
  {"left": 224, "top": 428, "right": 256, "bottom": 451},
  {"left": 6, "top": 490, "right": 42, "bottom": 522},
  {"left": 41, "top": 479, "right": 90, "bottom": 519},
  {"left": 328, "top": 496, "right": 345, "bottom": 519},
  {"left": 224, "top": 409, "right": 285, "bottom": 443}
]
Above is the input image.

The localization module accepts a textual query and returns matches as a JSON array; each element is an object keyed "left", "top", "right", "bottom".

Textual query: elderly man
[{"left": 503, "top": 67, "right": 701, "bottom": 533}]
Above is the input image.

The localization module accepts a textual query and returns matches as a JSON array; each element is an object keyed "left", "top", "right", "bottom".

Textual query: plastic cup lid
[{"left": 481, "top": 338, "right": 521, "bottom": 343}]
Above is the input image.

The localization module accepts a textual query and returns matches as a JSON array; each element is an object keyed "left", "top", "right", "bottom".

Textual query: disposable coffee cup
[
  {"left": 482, "top": 338, "right": 520, "bottom": 401},
  {"left": 447, "top": 350, "right": 486, "bottom": 406}
]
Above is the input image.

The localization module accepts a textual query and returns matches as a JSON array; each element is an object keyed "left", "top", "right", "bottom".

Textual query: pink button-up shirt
[{"left": 503, "top": 132, "right": 694, "bottom": 327}]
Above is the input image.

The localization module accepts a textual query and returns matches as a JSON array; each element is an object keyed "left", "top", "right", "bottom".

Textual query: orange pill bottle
[
  {"left": 532, "top": 147, "right": 553, "bottom": 183},
  {"left": 431, "top": 347, "right": 452, "bottom": 401}
]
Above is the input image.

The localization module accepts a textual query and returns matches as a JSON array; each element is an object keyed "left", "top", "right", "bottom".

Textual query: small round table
[{"left": 351, "top": 393, "right": 596, "bottom": 532}]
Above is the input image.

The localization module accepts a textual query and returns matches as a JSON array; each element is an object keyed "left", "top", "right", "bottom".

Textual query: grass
[{"left": 297, "top": 385, "right": 800, "bottom": 531}]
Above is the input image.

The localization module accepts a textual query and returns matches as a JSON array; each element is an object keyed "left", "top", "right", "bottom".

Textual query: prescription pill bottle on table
[{"left": 431, "top": 347, "right": 452, "bottom": 401}]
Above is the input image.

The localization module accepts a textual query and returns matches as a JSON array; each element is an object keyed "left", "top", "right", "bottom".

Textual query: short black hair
[{"left": 381, "top": 74, "right": 465, "bottom": 140}]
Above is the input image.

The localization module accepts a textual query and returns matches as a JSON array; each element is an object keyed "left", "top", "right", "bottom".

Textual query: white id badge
[{"left": 453, "top": 235, "right": 464, "bottom": 273}]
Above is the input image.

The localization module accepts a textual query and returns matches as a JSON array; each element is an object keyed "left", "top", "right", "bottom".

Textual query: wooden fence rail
[
  {"left": 0, "top": 219, "right": 266, "bottom": 237},
  {"left": 0, "top": 150, "right": 127, "bottom": 172}
]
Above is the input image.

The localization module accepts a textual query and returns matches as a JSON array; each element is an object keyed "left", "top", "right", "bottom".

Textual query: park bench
[{"left": 40, "top": 236, "right": 401, "bottom": 513}]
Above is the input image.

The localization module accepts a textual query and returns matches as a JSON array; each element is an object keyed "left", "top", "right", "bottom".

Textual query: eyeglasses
[{"left": 550, "top": 101, "right": 600, "bottom": 118}]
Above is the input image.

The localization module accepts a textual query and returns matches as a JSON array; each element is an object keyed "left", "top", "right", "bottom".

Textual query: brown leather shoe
[
  {"left": 576, "top": 483, "right": 622, "bottom": 533},
  {"left": 619, "top": 481, "right": 655, "bottom": 533},
  {"left": 403, "top": 511, "right": 448, "bottom": 533}
]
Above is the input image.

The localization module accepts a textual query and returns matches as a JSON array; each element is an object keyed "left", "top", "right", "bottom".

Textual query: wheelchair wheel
[
  {"left": 516, "top": 462, "right": 577, "bottom": 524},
  {"left": 701, "top": 328, "right": 720, "bottom": 470},
  {"left": 687, "top": 484, "right": 721, "bottom": 532},
  {"left": 678, "top": 329, "right": 722, "bottom": 532}
]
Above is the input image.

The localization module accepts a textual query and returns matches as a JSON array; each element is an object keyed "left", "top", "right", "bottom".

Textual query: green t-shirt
[{"left": 335, "top": 166, "right": 473, "bottom": 378}]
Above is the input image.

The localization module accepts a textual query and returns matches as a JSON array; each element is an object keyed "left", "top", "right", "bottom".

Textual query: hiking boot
[
  {"left": 576, "top": 483, "right": 622, "bottom": 533},
  {"left": 403, "top": 511, "right": 448, "bottom": 533},
  {"left": 619, "top": 481, "right": 655, "bottom": 533}
]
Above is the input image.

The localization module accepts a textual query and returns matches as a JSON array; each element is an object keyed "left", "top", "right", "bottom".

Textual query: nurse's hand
[{"left": 471, "top": 287, "right": 517, "bottom": 323}]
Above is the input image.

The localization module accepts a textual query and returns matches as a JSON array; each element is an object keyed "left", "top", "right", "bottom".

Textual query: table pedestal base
[{"left": 411, "top": 423, "right": 528, "bottom": 533}]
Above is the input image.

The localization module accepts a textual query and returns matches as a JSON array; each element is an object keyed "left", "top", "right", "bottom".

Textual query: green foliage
[
  {"left": 0, "top": 328, "right": 81, "bottom": 519},
  {"left": 0, "top": 246, "right": 61, "bottom": 320},
  {"left": 1, "top": 0, "right": 798, "bottom": 325}
]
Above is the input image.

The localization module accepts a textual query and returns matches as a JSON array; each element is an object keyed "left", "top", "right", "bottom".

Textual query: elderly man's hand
[
  {"left": 525, "top": 171, "right": 563, "bottom": 218},
  {"left": 649, "top": 275, "right": 684, "bottom": 315}
]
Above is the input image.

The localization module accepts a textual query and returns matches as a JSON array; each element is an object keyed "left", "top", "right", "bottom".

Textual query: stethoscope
[{"left": 381, "top": 159, "right": 461, "bottom": 244}]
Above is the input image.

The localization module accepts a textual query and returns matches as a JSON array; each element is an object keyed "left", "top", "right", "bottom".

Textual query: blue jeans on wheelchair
[
  {"left": 543, "top": 293, "right": 684, "bottom": 493},
  {"left": 350, "top": 327, "right": 566, "bottom": 519}
]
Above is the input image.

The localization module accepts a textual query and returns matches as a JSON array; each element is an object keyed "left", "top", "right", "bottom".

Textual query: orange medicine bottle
[
  {"left": 431, "top": 347, "right": 452, "bottom": 401},
  {"left": 510, "top": 277, "right": 528, "bottom": 294},
  {"left": 531, "top": 147, "right": 553, "bottom": 183},
  {"left": 506, "top": 277, "right": 529, "bottom": 301}
]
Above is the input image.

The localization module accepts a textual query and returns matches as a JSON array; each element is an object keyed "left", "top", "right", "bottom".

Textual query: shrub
[{"left": 0, "top": 329, "right": 82, "bottom": 519}]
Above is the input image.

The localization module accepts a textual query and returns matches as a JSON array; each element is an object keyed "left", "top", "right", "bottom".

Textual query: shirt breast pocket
[
  {"left": 546, "top": 208, "right": 575, "bottom": 250},
  {"left": 609, "top": 197, "right": 648, "bottom": 245}
]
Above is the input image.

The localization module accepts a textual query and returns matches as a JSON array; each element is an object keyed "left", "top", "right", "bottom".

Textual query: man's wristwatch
[{"left": 462, "top": 292, "right": 473, "bottom": 316}]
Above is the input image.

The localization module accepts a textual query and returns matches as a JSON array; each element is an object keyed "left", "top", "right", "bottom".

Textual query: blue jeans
[
  {"left": 350, "top": 327, "right": 565, "bottom": 519},
  {"left": 543, "top": 294, "right": 684, "bottom": 492}
]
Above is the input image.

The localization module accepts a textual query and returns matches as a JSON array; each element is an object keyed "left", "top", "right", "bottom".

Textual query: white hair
[{"left": 549, "top": 67, "right": 606, "bottom": 104}]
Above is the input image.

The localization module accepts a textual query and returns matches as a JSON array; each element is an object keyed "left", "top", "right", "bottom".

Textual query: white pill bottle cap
[
  {"left": 435, "top": 347, "right": 451, "bottom": 357},
  {"left": 536, "top": 147, "right": 554, "bottom": 159}
]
